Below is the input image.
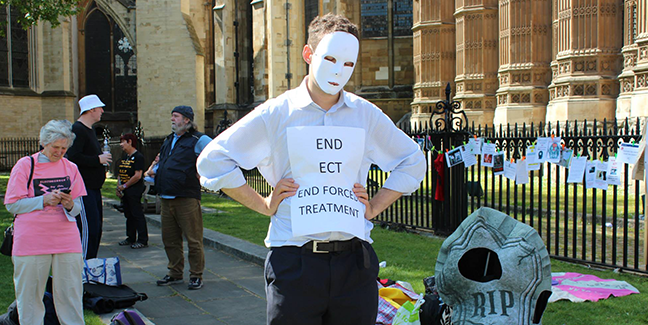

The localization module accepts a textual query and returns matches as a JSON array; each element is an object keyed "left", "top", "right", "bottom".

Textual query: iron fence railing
[
  {"left": 0, "top": 138, "right": 40, "bottom": 171},
  {"left": 245, "top": 118, "right": 646, "bottom": 274}
]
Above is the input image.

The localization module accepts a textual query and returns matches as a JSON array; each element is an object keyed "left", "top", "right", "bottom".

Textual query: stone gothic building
[
  {"left": 1, "top": 0, "right": 646, "bottom": 139},
  {"left": 411, "top": 0, "right": 648, "bottom": 127}
]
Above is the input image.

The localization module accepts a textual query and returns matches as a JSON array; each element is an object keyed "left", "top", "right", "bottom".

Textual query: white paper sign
[
  {"left": 536, "top": 137, "right": 550, "bottom": 163},
  {"left": 504, "top": 160, "right": 517, "bottom": 181},
  {"left": 461, "top": 145, "right": 477, "bottom": 168},
  {"left": 567, "top": 156, "right": 587, "bottom": 183},
  {"left": 493, "top": 153, "right": 505, "bottom": 175},
  {"left": 547, "top": 137, "right": 562, "bottom": 164},
  {"left": 607, "top": 157, "right": 622, "bottom": 186},
  {"left": 618, "top": 142, "right": 640, "bottom": 165},
  {"left": 446, "top": 148, "right": 464, "bottom": 168},
  {"left": 515, "top": 160, "right": 529, "bottom": 185},
  {"left": 526, "top": 145, "right": 540, "bottom": 171},
  {"left": 558, "top": 149, "right": 573, "bottom": 168},
  {"left": 287, "top": 126, "right": 366, "bottom": 239},
  {"left": 482, "top": 143, "right": 496, "bottom": 168},
  {"left": 585, "top": 160, "right": 597, "bottom": 189},
  {"left": 467, "top": 138, "right": 483, "bottom": 155},
  {"left": 593, "top": 160, "right": 609, "bottom": 190}
]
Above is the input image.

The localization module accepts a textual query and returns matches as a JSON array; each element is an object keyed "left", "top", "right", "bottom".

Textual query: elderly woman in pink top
[{"left": 4, "top": 119, "right": 87, "bottom": 325}]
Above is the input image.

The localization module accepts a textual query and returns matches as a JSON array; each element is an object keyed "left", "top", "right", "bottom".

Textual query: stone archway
[{"left": 78, "top": 0, "right": 138, "bottom": 137}]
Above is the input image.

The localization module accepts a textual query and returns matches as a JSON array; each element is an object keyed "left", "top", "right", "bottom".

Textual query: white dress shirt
[{"left": 197, "top": 77, "right": 426, "bottom": 247}]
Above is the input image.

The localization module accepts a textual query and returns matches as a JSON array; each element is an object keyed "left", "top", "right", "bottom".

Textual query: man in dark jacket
[
  {"left": 155, "top": 105, "right": 211, "bottom": 290},
  {"left": 67, "top": 94, "right": 112, "bottom": 259}
]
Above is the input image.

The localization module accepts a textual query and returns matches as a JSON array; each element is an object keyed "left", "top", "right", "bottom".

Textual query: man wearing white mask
[{"left": 197, "top": 13, "right": 425, "bottom": 324}]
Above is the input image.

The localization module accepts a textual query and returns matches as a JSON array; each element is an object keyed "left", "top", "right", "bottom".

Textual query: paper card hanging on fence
[
  {"left": 287, "top": 126, "right": 366, "bottom": 239},
  {"left": 526, "top": 145, "right": 541, "bottom": 171},
  {"left": 504, "top": 160, "right": 517, "bottom": 181},
  {"left": 567, "top": 156, "right": 587, "bottom": 183},
  {"left": 482, "top": 142, "right": 496, "bottom": 167},
  {"left": 446, "top": 147, "right": 464, "bottom": 168},
  {"left": 558, "top": 149, "right": 573, "bottom": 168},
  {"left": 493, "top": 153, "right": 505, "bottom": 175},
  {"left": 515, "top": 159, "right": 529, "bottom": 185},
  {"left": 467, "top": 137, "right": 482, "bottom": 155},
  {"left": 461, "top": 145, "right": 478, "bottom": 168},
  {"left": 547, "top": 137, "right": 562, "bottom": 164},
  {"left": 536, "top": 137, "right": 550, "bottom": 163},
  {"left": 607, "top": 157, "right": 622, "bottom": 186},
  {"left": 593, "top": 160, "right": 609, "bottom": 190},
  {"left": 585, "top": 160, "right": 597, "bottom": 189},
  {"left": 617, "top": 142, "right": 640, "bottom": 165}
]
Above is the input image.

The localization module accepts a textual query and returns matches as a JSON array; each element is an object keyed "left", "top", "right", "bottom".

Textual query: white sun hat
[{"left": 78, "top": 94, "right": 105, "bottom": 114}]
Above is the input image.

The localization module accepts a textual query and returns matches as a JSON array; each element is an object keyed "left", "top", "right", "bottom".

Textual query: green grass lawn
[
  {"left": 0, "top": 174, "right": 103, "bottom": 324},
  {"left": 5, "top": 175, "right": 648, "bottom": 324},
  {"left": 195, "top": 188, "right": 648, "bottom": 325}
]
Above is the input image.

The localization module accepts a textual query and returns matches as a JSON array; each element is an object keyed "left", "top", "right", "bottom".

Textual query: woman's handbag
[
  {"left": 83, "top": 257, "right": 122, "bottom": 286},
  {"left": 1, "top": 156, "right": 34, "bottom": 257}
]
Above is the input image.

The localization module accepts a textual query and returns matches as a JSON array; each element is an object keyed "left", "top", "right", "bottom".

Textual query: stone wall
[{"left": 136, "top": 0, "right": 206, "bottom": 137}]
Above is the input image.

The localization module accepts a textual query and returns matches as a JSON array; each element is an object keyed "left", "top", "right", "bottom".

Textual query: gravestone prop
[{"left": 435, "top": 207, "right": 552, "bottom": 324}]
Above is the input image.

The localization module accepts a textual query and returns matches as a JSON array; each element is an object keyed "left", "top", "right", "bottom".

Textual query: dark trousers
[
  {"left": 76, "top": 189, "right": 103, "bottom": 259},
  {"left": 122, "top": 188, "right": 148, "bottom": 244},
  {"left": 265, "top": 240, "right": 379, "bottom": 325}
]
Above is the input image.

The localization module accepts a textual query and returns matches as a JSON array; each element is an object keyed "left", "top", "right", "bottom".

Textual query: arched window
[
  {"left": 83, "top": 4, "right": 137, "bottom": 115},
  {"left": 0, "top": 5, "right": 29, "bottom": 88}
]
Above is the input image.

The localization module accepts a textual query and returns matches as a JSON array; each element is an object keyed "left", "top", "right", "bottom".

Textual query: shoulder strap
[
  {"left": 123, "top": 311, "right": 140, "bottom": 325},
  {"left": 13, "top": 156, "right": 35, "bottom": 223},
  {"left": 27, "top": 156, "right": 34, "bottom": 190}
]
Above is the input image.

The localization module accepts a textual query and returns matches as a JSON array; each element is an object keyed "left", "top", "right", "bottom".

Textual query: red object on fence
[{"left": 434, "top": 153, "right": 445, "bottom": 201}]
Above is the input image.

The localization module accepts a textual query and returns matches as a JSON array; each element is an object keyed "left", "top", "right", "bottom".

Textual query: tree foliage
[{"left": 1, "top": 0, "right": 81, "bottom": 30}]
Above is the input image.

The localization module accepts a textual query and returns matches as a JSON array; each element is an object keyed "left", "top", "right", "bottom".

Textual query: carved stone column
[
  {"left": 618, "top": 0, "right": 648, "bottom": 118},
  {"left": 411, "top": 0, "right": 456, "bottom": 128},
  {"left": 267, "top": 0, "right": 306, "bottom": 97},
  {"left": 454, "top": 0, "right": 499, "bottom": 126},
  {"left": 494, "top": 0, "right": 552, "bottom": 126},
  {"left": 546, "top": 0, "right": 624, "bottom": 122}
]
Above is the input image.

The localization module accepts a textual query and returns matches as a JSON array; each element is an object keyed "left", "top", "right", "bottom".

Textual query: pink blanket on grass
[{"left": 549, "top": 272, "right": 640, "bottom": 303}]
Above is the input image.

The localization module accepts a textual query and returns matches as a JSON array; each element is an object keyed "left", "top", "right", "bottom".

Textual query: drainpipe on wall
[
  {"left": 285, "top": 1, "right": 292, "bottom": 89},
  {"left": 388, "top": 0, "right": 394, "bottom": 90},
  {"left": 234, "top": 0, "right": 240, "bottom": 105},
  {"left": 211, "top": 0, "right": 216, "bottom": 105}
]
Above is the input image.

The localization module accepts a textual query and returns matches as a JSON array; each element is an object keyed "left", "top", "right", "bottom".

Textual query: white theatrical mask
[{"left": 310, "top": 32, "right": 359, "bottom": 95}]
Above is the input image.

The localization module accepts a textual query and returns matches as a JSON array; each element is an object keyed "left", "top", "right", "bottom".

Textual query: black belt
[{"left": 302, "top": 239, "right": 356, "bottom": 253}]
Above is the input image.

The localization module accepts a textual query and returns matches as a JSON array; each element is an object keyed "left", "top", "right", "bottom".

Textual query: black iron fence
[
  {"left": 0, "top": 138, "right": 40, "bottom": 171},
  {"left": 0, "top": 136, "right": 167, "bottom": 173},
  {"left": 245, "top": 118, "right": 647, "bottom": 274}
]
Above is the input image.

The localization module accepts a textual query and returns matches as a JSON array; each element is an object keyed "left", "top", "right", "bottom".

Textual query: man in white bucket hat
[{"left": 67, "top": 94, "right": 112, "bottom": 259}]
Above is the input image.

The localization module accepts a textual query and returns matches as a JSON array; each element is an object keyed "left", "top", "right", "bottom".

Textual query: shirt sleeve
[
  {"left": 134, "top": 153, "right": 145, "bottom": 171},
  {"left": 6, "top": 196, "right": 43, "bottom": 215},
  {"left": 67, "top": 124, "right": 101, "bottom": 168},
  {"left": 197, "top": 107, "right": 272, "bottom": 191},
  {"left": 64, "top": 197, "right": 83, "bottom": 221},
  {"left": 4, "top": 157, "right": 31, "bottom": 205},
  {"left": 367, "top": 108, "right": 426, "bottom": 195}
]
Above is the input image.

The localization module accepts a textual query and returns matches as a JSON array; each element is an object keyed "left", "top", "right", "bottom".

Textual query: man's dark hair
[
  {"left": 307, "top": 13, "right": 359, "bottom": 51},
  {"left": 120, "top": 133, "right": 138, "bottom": 149}
]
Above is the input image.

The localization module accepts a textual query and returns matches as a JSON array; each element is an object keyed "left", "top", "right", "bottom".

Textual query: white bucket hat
[{"left": 78, "top": 94, "right": 105, "bottom": 114}]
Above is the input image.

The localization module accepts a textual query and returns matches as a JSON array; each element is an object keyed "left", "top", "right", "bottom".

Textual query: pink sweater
[{"left": 4, "top": 153, "right": 87, "bottom": 256}]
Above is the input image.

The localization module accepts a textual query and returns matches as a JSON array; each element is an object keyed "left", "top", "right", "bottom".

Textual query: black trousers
[
  {"left": 122, "top": 188, "right": 148, "bottom": 244},
  {"left": 265, "top": 240, "right": 379, "bottom": 325},
  {"left": 76, "top": 189, "right": 103, "bottom": 259}
]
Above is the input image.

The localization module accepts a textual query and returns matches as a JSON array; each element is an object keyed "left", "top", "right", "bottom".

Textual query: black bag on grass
[{"left": 83, "top": 282, "right": 148, "bottom": 314}]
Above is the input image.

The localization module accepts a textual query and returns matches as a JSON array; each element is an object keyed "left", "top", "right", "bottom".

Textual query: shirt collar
[{"left": 292, "top": 77, "right": 357, "bottom": 112}]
